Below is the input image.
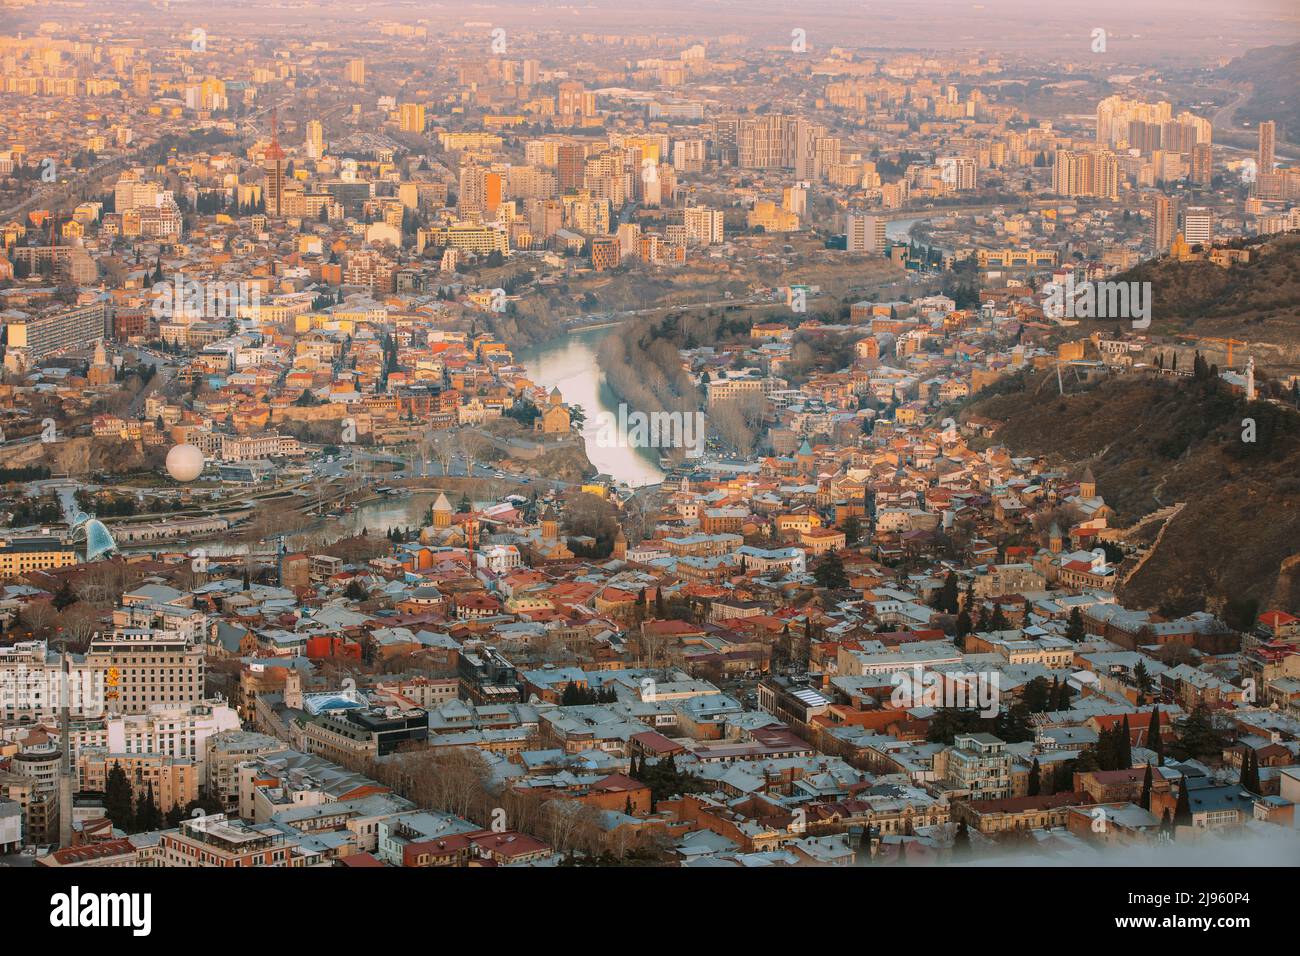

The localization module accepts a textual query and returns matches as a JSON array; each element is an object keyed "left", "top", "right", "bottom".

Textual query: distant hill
[
  {"left": 1217, "top": 44, "right": 1300, "bottom": 145},
  {"left": 967, "top": 369, "right": 1300, "bottom": 620}
]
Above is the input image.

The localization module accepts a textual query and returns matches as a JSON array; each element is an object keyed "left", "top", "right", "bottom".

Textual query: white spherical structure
[{"left": 166, "top": 443, "right": 204, "bottom": 482}]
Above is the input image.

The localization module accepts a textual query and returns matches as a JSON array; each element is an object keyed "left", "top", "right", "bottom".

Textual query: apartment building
[
  {"left": 943, "top": 733, "right": 1012, "bottom": 800},
  {"left": 159, "top": 813, "right": 323, "bottom": 867},
  {"left": 84, "top": 630, "right": 205, "bottom": 715}
]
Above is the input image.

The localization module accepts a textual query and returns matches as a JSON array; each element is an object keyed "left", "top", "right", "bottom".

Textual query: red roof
[
  {"left": 631, "top": 730, "right": 686, "bottom": 755},
  {"left": 1259, "top": 610, "right": 1298, "bottom": 626},
  {"left": 593, "top": 773, "right": 645, "bottom": 793},
  {"left": 45, "top": 839, "right": 135, "bottom": 865}
]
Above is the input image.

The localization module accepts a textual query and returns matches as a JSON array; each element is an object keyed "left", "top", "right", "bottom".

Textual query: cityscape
[{"left": 0, "top": 0, "right": 1297, "bottom": 895}]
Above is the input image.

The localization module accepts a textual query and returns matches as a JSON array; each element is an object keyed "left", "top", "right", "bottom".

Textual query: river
[
  {"left": 516, "top": 325, "right": 666, "bottom": 488},
  {"left": 127, "top": 245, "right": 933, "bottom": 557},
  {"left": 887, "top": 217, "right": 921, "bottom": 242}
]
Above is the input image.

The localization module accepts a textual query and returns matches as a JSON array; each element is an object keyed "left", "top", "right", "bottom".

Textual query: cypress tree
[
  {"left": 1119, "top": 715, "right": 1133, "bottom": 769},
  {"left": 1027, "top": 758, "right": 1041, "bottom": 797},
  {"left": 1065, "top": 607, "right": 1085, "bottom": 642},
  {"left": 1140, "top": 764, "right": 1153, "bottom": 811},
  {"left": 953, "top": 820, "right": 971, "bottom": 858},
  {"left": 104, "top": 761, "right": 133, "bottom": 831},
  {"left": 1149, "top": 706, "right": 1163, "bottom": 766},
  {"left": 1240, "top": 748, "right": 1260, "bottom": 794},
  {"left": 1174, "top": 775, "right": 1193, "bottom": 827},
  {"left": 134, "top": 781, "right": 162, "bottom": 832}
]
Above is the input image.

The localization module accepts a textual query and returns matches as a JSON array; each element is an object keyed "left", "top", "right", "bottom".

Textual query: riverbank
[{"left": 517, "top": 326, "right": 666, "bottom": 487}]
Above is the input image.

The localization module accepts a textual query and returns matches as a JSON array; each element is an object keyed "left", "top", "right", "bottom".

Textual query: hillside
[
  {"left": 1112, "top": 236, "right": 1300, "bottom": 347},
  {"left": 1217, "top": 43, "right": 1300, "bottom": 146},
  {"left": 967, "top": 369, "right": 1300, "bottom": 618}
]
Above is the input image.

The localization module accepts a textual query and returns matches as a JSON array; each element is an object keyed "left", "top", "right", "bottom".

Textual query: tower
[
  {"left": 1258, "top": 121, "right": 1276, "bottom": 175},
  {"left": 1079, "top": 467, "right": 1096, "bottom": 500},
  {"left": 1246, "top": 356, "right": 1256, "bottom": 402},
  {"left": 541, "top": 504, "right": 558, "bottom": 542},
  {"left": 87, "top": 338, "right": 114, "bottom": 386},
  {"left": 283, "top": 668, "right": 302, "bottom": 710},
  {"left": 613, "top": 527, "right": 627, "bottom": 560},
  {"left": 58, "top": 648, "right": 73, "bottom": 848},
  {"left": 1049, "top": 522, "right": 1063, "bottom": 554},
  {"left": 431, "top": 491, "right": 453, "bottom": 529},
  {"left": 1149, "top": 194, "right": 1176, "bottom": 254},
  {"left": 263, "top": 109, "right": 287, "bottom": 218}
]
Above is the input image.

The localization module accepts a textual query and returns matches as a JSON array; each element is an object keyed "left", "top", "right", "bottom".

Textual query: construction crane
[
  {"left": 1181, "top": 335, "right": 1248, "bottom": 367},
  {"left": 1202, "top": 336, "right": 1247, "bottom": 367}
]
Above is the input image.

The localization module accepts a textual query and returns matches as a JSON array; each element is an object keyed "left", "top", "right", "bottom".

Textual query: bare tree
[
  {"left": 456, "top": 430, "right": 489, "bottom": 474},
  {"left": 427, "top": 430, "right": 457, "bottom": 477},
  {"left": 21, "top": 599, "right": 57, "bottom": 638}
]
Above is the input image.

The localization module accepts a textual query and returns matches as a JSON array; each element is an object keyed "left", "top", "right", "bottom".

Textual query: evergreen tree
[
  {"left": 842, "top": 514, "right": 862, "bottom": 546},
  {"left": 1140, "top": 764, "right": 1153, "bottom": 811},
  {"left": 52, "top": 579, "right": 78, "bottom": 611},
  {"left": 1133, "top": 659, "right": 1153, "bottom": 705},
  {"left": 1178, "top": 704, "right": 1224, "bottom": 761},
  {"left": 812, "top": 549, "right": 848, "bottom": 590},
  {"left": 1150, "top": 706, "right": 1164, "bottom": 766},
  {"left": 988, "top": 603, "right": 1010, "bottom": 631},
  {"left": 1024, "top": 677, "right": 1051, "bottom": 713},
  {"left": 1065, "top": 607, "right": 1086, "bottom": 642},
  {"left": 1027, "top": 758, "right": 1041, "bottom": 796},
  {"left": 1240, "top": 748, "right": 1260, "bottom": 794},
  {"left": 954, "top": 604, "right": 972, "bottom": 642},
  {"left": 104, "top": 761, "right": 133, "bottom": 831},
  {"left": 934, "top": 571, "right": 959, "bottom": 614},
  {"left": 1119, "top": 715, "right": 1133, "bottom": 769},
  {"left": 165, "top": 802, "right": 186, "bottom": 829},
  {"left": 994, "top": 702, "right": 1034, "bottom": 743},
  {"left": 1173, "top": 775, "right": 1193, "bottom": 827},
  {"left": 1096, "top": 724, "right": 1116, "bottom": 771},
  {"left": 134, "top": 781, "right": 163, "bottom": 832},
  {"left": 953, "top": 820, "right": 971, "bottom": 858}
]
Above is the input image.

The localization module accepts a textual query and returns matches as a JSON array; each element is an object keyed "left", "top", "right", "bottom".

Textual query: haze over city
[{"left": 0, "top": 0, "right": 1297, "bottom": 911}]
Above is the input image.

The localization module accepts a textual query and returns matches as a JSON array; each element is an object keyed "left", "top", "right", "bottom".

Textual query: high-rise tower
[{"left": 264, "top": 109, "right": 287, "bottom": 217}]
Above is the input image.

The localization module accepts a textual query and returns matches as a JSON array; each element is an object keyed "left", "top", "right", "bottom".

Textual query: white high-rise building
[
  {"left": 1183, "top": 206, "right": 1214, "bottom": 246},
  {"left": 684, "top": 206, "right": 724, "bottom": 245},
  {"left": 846, "top": 213, "right": 887, "bottom": 254},
  {"left": 939, "top": 156, "right": 977, "bottom": 190},
  {"left": 305, "top": 120, "right": 325, "bottom": 160}
]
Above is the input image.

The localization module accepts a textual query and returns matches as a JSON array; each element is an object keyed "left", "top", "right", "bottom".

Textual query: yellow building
[
  {"left": 79, "top": 751, "right": 198, "bottom": 815},
  {"left": 747, "top": 200, "right": 800, "bottom": 233},
  {"left": 0, "top": 538, "right": 77, "bottom": 578}
]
